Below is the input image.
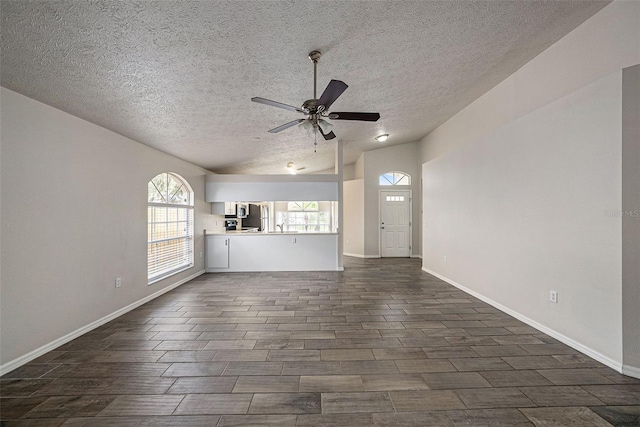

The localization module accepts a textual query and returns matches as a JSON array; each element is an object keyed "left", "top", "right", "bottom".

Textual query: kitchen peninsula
[
  {"left": 205, "top": 230, "right": 338, "bottom": 272},
  {"left": 204, "top": 173, "right": 342, "bottom": 272}
]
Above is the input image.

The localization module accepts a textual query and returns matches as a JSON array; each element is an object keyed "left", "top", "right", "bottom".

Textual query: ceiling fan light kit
[
  {"left": 376, "top": 134, "right": 389, "bottom": 142},
  {"left": 252, "top": 50, "right": 381, "bottom": 147}
]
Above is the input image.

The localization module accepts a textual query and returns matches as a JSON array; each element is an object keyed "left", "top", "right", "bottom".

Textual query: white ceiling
[{"left": 1, "top": 1, "right": 609, "bottom": 174}]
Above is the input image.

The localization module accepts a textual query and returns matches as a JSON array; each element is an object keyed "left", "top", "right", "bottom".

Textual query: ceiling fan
[{"left": 251, "top": 50, "right": 380, "bottom": 146}]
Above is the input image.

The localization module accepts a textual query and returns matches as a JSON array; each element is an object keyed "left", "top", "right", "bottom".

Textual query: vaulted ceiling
[{"left": 1, "top": 1, "right": 609, "bottom": 174}]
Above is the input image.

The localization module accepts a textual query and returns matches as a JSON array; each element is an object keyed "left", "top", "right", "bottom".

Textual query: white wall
[
  {"left": 0, "top": 88, "right": 216, "bottom": 368},
  {"left": 418, "top": 0, "right": 640, "bottom": 373},
  {"left": 622, "top": 65, "right": 640, "bottom": 375},
  {"left": 361, "top": 142, "right": 421, "bottom": 257},
  {"left": 343, "top": 179, "right": 365, "bottom": 257},
  {"left": 315, "top": 164, "right": 355, "bottom": 181},
  {"left": 422, "top": 71, "right": 624, "bottom": 366},
  {"left": 354, "top": 154, "right": 364, "bottom": 179},
  {"left": 420, "top": 1, "right": 640, "bottom": 164}
]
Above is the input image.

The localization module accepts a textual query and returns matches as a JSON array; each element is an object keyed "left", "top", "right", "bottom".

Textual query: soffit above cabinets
[{"left": 205, "top": 174, "right": 339, "bottom": 202}]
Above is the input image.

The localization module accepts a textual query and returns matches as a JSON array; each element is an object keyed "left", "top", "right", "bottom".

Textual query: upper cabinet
[{"left": 224, "top": 202, "right": 236, "bottom": 215}]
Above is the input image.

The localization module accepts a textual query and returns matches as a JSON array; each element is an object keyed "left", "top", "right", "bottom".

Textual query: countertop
[{"left": 205, "top": 230, "right": 338, "bottom": 236}]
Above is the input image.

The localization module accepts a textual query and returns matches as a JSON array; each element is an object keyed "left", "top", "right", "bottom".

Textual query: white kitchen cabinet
[
  {"left": 224, "top": 202, "right": 236, "bottom": 216},
  {"left": 206, "top": 233, "right": 338, "bottom": 272},
  {"left": 206, "top": 236, "right": 229, "bottom": 269}
]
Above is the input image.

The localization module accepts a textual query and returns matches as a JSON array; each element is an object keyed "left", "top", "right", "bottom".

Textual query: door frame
[{"left": 379, "top": 189, "right": 412, "bottom": 257}]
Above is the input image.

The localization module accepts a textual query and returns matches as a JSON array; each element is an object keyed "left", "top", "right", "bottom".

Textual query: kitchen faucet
[{"left": 276, "top": 223, "right": 284, "bottom": 233}]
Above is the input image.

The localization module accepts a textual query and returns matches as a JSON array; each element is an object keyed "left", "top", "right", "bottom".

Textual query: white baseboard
[
  {"left": 344, "top": 252, "right": 365, "bottom": 258},
  {"left": 345, "top": 253, "right": 420, "bottom": 259},
  {"left": 0, "top": 270, "right": 204, "bottom": 376},
  {"left": 622, "top": 364, "right": 640, "bottom": 379},
  {"left": 344, "top": 253, "right": 380, "bottom": 259},
  {"left": 422, "top": 267, "right": 624, "bottom": 374},
  {"left": 207, "top": 268, "right": 341, "bottom": 273}
]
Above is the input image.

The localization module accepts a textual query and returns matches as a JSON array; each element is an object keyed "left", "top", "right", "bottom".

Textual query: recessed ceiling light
[
  {"left": 375, "top": 134, "right": 389, "bottom": 142},
  {"left": 287, "top": 162, "right": 297, "bottom": 175}
]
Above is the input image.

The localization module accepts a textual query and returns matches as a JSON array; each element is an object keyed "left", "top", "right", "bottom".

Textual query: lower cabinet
[
  {"left": 206, "top": 234, "right": 339, "bottom": 272},
  {"left": 206, "top": 236, "right": 229, "bottom": 269}
]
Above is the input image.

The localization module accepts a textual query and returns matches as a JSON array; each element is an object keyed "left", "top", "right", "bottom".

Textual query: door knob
[{"left": 381, "top": 227, "right": 385, "bottom": 229}]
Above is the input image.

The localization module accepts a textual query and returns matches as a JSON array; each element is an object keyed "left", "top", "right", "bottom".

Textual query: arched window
[
  {"left": 379, "top": 171, "right": 411, "bottom": 186},
  {"left": 147, "top": 172, "right": 194, "bottom": 284}
]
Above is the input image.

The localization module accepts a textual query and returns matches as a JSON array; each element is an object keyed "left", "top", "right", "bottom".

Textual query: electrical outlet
[
  {"left": 443, "top": 255, "right": 447, "bottom": 262},
  {"left": 115, "top": 278, "right": 122, "bottom": 288},
  {"left": 550, "top": 291, "right": 558, "bottom": 303},
  {"left": 199, "top": 251, "right": 203, "bottom": 258}
]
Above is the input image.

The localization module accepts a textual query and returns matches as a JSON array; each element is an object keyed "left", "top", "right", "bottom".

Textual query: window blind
[
  {"left": 148, "top": 205, "right": 194, "bottom": 283},
  {"left": 147, "top": 172, "right": 194, "bottom": 284}
]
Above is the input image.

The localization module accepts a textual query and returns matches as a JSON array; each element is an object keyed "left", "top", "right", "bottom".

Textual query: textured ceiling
[{"left": 1, "top": 1, "right": 609, "bottom": 174}]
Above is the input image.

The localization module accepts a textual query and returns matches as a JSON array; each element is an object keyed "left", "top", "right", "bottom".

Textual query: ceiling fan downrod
[{"left": 308, "top": 50, "right": 321, "bottom": 101}]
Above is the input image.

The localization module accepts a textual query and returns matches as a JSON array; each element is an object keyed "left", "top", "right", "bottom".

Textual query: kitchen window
[
  {"left": 277, "top": 201, "right": 331, "bottom": 232},
  {"left": 147, "top": 172, "right": 194, "bottom": 284}
]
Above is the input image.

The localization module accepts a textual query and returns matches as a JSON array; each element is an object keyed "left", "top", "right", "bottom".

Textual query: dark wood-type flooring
[{"left": 2, "top": 257, "right": 639, "bottom": 426}]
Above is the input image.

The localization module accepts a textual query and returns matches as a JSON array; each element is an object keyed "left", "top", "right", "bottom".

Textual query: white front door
[{"left": 380, "top": 190, "right": 411, "bottom": 257}]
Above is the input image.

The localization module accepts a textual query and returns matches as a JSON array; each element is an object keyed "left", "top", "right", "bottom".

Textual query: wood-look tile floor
[{"left": 2, "top": 257, "right": 639, "bottom": 426}]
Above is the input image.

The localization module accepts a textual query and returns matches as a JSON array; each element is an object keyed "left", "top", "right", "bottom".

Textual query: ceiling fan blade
[
  {"left": 317, "top": 126, "right": 336, "bottom": 140},
  {"left": 317, "top": 80, "right": 348, "bottom": 110},
  {"left": 330, "top": 112, "right": 380, "bottom": 121},
  {"left": 252, "top": 97, "right": 306, "bottom": 113},
  {"left": 268, "top": 119, "right": 305, "bottom": 133}
]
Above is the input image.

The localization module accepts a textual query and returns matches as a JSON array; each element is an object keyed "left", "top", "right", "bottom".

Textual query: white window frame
[
  {"left": 281, "top": 201, "right": 331, "bottom": 233},
  {"left": 379, "top": 171, "right": 411, "bottom": 186},
  {"left": 147, "top": 172, "right": 194, "bottom": 284}
]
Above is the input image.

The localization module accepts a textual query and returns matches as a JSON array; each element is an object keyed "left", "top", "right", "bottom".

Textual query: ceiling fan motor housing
[
  {"left": 302, "top": 98, "right": 327, "bottom": 119},
  {"left": 301, "top": 99, "right": 318, "bottom": 114}
]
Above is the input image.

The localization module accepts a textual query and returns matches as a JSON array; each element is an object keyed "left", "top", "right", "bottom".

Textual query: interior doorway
[{"left": 380, "top": 190, "right": 412, "bottom": 257}]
